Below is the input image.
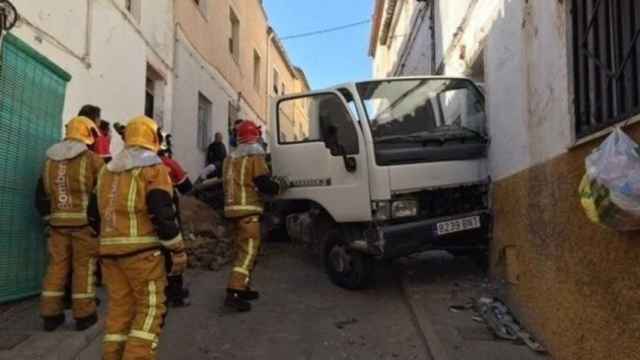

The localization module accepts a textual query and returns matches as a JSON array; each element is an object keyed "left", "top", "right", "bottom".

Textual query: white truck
[{"left": 265, "top": 76, "right": 491, "bottom": 289}]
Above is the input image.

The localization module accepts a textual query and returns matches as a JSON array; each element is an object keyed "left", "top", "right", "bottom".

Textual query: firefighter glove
[
  {"left": 273, "top": 176, "right": 291, "bottom": 194},
  {"left": 170, "top": 250, "right": 188, "bottom": 275}
]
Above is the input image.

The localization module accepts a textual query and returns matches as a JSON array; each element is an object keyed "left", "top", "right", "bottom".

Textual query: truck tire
[{"left": 324, "top": 232, "right": 373, "bottom": 290}]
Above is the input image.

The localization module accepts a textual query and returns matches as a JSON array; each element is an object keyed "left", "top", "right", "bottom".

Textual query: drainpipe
[
  {"left": 265, "top": 28, "right": 275, "bottom": 128},
  {"left": 430, "top": 0, "right": 437, "bottom": 74}
]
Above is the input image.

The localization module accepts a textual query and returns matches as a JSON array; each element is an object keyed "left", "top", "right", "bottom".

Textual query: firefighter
[
  {"left": 97, "top": 116, "right": 187, "bottom": 359},
  {"left": 223, "top": 120, "right": 289, "bottom": 312},
  {"left": 114, "top": 123, "right": 193, "bottom": 308},
  {"left": 35, "top": 116, "right": 104, "bottom": 332},
  {"left": 157, "top": 131, "right": 194, "bottom": 307}
]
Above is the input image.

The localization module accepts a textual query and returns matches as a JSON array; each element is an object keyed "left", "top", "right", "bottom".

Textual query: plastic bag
[{"left": 581, "top": 128, "right": 640, "bottom": 230}]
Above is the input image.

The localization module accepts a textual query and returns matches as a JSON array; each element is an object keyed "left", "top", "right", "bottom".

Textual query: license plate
[{"left": 436, "top": 216, "right": 481, "bottom": 235}]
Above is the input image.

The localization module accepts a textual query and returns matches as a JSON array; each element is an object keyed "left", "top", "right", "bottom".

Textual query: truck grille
[{"left": 413, "top": 184, "right": 488, "bottom": 219}]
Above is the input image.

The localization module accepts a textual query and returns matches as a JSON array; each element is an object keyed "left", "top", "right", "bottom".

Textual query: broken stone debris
[{"left": 179, "top": 195, "right": 233, "bottom": 271}]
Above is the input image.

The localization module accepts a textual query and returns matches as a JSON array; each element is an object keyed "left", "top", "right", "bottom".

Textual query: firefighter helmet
[
  {"left": 124, "top": 116, "right": 161, "bottom": 152},
  {"left": 65, "top": 116, "right": 99, "bottom": 145},
  {"left": 236, "top": 120, "right": 262, "bottom": 144}
]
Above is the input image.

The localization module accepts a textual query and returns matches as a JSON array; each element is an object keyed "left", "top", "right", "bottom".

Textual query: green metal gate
[{"left": 0, "top": 33, "right": 70, "bottom": 303}]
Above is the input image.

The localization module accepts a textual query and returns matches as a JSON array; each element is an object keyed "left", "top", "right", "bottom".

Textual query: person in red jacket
[{"left": 158, "top": 131, "right": 193, "bottom": 307}]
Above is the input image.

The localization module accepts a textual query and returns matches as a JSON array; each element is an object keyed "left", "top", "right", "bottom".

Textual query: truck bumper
[{"left": 365, "top": 211, "right": 491, "bottom": 259}]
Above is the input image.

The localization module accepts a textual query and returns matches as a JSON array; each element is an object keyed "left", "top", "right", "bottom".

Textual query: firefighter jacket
[
  {"left": 223, "top": 143, "right": 281, "bottom": 218},
  {"left": 36, "top": 140, "right": 104, "bottom": 228},
  {"left": 97, "top": 147, "right": 183, "bottom": 256}
]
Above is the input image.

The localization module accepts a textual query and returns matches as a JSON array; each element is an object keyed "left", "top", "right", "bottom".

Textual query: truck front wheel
[{"left": 324, "top": 233, "right": 373, "bottom": 290}]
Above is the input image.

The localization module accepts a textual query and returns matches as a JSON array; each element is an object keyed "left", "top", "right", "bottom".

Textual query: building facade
[
  {"left": 0, "top": 0, "right": 175, "bottom": 301},
  {"left": 172, "top": 0, "right": 309, "bottom": 176},
  {"left": 0, "top": 0, "right": 308, "bottom": 302},
  {"left": 370, "top": 1, "right": 640, "bottom": 359}
]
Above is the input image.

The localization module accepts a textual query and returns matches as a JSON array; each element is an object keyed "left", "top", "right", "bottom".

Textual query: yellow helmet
[
  {"left": 65, "top": 116, "right": 99, "bottom": 145},
  {"left": 124, "top": 116, "right": 160, "bottom": 152}
]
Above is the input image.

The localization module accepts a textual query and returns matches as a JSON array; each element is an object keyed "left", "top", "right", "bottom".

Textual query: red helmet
[{"left": 236, "top": 120, "right": 262, "bottom": 144}]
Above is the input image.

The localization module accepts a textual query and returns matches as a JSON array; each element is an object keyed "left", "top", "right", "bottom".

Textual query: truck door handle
[{"left": 343, "top": 156, "right": 357, "bottom": 173}]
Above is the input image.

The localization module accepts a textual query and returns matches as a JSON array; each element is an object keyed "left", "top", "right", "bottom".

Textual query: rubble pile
[{"left": 179, "top": 195, "right": 232, "bottom": 271}]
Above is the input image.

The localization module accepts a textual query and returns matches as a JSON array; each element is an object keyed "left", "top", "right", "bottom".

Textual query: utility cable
[{"left": 280, "top": 19, "right": 371, "bottom": 40}]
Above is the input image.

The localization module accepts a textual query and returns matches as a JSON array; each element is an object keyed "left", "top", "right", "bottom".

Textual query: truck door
[{"left": 270, "top": 91, "right": 371, "bottom": 222}]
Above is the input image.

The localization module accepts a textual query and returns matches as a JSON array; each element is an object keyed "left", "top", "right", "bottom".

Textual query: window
[
  {"left": 572, "top": 0, "right": 640, "bottom": 138},
  {"left": 229, "top": 8, "right": 240, "bottom": 63},
  {"left": 253, "top": 50, "right": 262, "bottom": 91},
  {"left": 272, "top": 68, "right": 280, "bottom": 95},
  {"left": 277, "top": 93, "right": 359, "bottom": 156},
  {"left": 145, "top": 77, "right": 154, "bottom": 118},
  {"left": 124, "top": 0, "right": 141, "bottom": 22},
  {"left": 145, "top": 65, "right": 165, "bottom": 126},
  {"left": 198, "top": 93, "right": 212, "bottom": 150}
]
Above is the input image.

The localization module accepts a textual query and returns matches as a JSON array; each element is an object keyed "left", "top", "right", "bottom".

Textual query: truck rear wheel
[{"left": 324, "top": 232, "right": 373, "bottom": 290}]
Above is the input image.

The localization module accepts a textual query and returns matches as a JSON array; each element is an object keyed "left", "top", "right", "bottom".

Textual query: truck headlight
[
  {"left": 372, "top": 201, "right": 391, "bottom": 221},
  {"left": 373, "top": 200, "right": 418, "bottom": 220},
  {"left": 392, "top": 200, "right": 418, "bottom": 218}
]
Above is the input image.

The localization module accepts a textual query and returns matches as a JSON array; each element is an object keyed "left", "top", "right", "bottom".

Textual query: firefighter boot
[
  {"left": 224, "top": 289, "right": 251, "bottom": 312},
  {"left": 76, "top": 313, "right": 98, "bottom": 331},
  {"left": 237, "top": 288, "right": 260, "bottom": 301},
  {"left": 43, "top": 314, "right": 66, "bottom": 332}
]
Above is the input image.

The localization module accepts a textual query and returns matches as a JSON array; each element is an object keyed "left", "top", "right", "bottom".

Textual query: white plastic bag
[{"left": 585, "top": 128, "right": 640, "bottom": 216}]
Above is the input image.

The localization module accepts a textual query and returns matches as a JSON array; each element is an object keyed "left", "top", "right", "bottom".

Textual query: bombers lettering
[
  {"left": 54, "top": 162, "right": 72, "bottom": 209},
  {"left": 290, "top": 178, "right": 332, "bottom": 188}
]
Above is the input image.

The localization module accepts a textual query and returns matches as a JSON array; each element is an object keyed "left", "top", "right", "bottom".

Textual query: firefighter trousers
[
  {"left": 228, "top": 215, "right": 261, "bottom": 290},
  {"left": 41, "top": 226, "right": 98, "bottom": 320},
  {"left": 102, "top": 249, "right": 167, "bottom": 360}
]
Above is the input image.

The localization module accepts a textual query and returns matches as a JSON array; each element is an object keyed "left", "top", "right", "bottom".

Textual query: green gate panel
[{"left": 0, "top": 33, "right": 70, "bottom": 303}]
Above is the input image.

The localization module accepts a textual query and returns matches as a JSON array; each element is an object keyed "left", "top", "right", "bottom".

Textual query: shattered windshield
[{"left": 356, "top": 79, "right": 487, "bottom": 145}]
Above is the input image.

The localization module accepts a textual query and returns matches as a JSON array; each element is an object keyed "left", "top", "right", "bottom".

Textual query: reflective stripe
[
  {"left": 240, "top": 157, "right": 248, "bottom": 205},
  {"left": 87, "top": 257, "right": 95, "bottom": 295},
  {"left": 96, "top": 167, "right": 107, "bottom": 210},
  {"left": 43, "top": 160, "right": 51, "bottom": 194},
  {"left": 161, "top": 234, "right": 183, "bottom": 250},
  {"left": 129, "top": 330, "right": 158, "bottom": 343},
  {"left": 232, "top": 267, "right": 250, "bottom": 276},
  {"left": 42, "top": 291, "right": 65, "bottom": 297},
  {"left": 225, "top": 160, "right": 234, "bottom": 205},
  {"left": 72, "top": 293, "right": 96, "bottom": 299},
  {"left": 104, "top": 334, "right": 128, "bottom": 343},
  {"left": 224, "top": 205, "right": 264, "bottom": 213},
  {"left": 50, "top": 212, "right": 87, "bottom": 219},
  {"left": 128, "top": 170, "right": 140, "bottom": 237},
  {"left": 101, "top": 236, "right": 160, "bottom": 246},
  {"left": 79, "top": 156, "right": 88, "bottom": 212},
  {"left": 241, "top": 238, "right": 255, "bottom": 271},
  {"left": 142, "top": 281, "right": 157, "bottom": 332}
]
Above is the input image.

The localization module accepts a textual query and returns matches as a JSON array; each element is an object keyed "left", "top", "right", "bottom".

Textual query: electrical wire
[{"left": 280, "top": 19, "right": 371, "bottom": 41}]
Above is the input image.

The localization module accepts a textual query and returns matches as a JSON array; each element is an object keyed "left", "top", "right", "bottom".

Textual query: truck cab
[{"left": 268, "top": 76, "right": 490, "bottom": 289}]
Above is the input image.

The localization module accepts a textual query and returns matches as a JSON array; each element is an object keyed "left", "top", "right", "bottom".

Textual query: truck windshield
[
  {"left": 356, "top": 78, "right": 488, "bottom": 165},
  {"left": 357, "top": 78, "right": 487, "bottom": 144}
]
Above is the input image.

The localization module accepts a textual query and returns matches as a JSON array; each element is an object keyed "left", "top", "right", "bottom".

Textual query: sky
[{"left": 263, "top": 0, "right": 374, "bottom": 90}]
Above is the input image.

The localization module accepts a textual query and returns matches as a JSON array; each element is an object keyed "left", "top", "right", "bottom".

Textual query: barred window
[{"left": 572, "top": 0, "right": 640, "bottom": 138}]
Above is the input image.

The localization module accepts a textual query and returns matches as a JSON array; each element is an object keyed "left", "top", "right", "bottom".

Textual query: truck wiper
[{"left": 375, "top": 128, "right": 488, "bottom": 144}]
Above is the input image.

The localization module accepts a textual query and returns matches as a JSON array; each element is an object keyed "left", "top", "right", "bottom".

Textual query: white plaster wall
[
  {"left": 484, "top": 0, "right": 530, "bottom": 180},
  {"left": 172, "top": 33, "right": 236, "bottom": 177},
  {"left": 522, "top": 0, "right": 573, "bottom": 165},
  {"left": 8, "top": 0, "right": 174, "bottom": 154}
]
